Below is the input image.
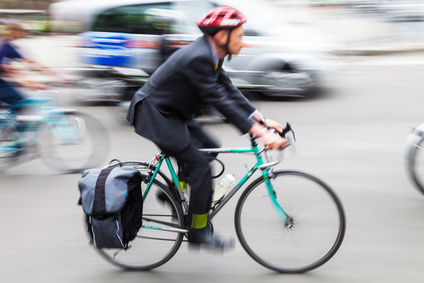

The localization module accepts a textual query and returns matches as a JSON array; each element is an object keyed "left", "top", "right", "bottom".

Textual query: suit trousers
[
  {"left": 161, "top": 142, "right": 213, "bottom": 229},
  {"left": 132, "top": 100, "right": 219, "bottom": 229}
]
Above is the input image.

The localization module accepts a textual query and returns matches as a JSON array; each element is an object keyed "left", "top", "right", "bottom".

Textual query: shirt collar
[{"left": 206, "top": 36, "right": 219, "bottom": 70}]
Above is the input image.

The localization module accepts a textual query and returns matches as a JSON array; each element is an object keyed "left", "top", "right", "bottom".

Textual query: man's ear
[{"left": 215, "top": 30, "right": 229, "bottom": 45}]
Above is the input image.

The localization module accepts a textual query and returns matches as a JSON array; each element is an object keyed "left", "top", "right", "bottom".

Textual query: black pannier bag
[{"left": 78, "top": 167, "right": 143, "bottom": 249}]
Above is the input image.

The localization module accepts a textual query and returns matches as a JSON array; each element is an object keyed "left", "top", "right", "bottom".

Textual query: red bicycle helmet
[{"left": 196, "top": 6, "right": 246, "bottom": 35}]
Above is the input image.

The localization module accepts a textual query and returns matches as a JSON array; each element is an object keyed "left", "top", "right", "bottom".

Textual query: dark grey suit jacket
[{"left": 127, "top": 35, "right": 256, "bottom": 152}]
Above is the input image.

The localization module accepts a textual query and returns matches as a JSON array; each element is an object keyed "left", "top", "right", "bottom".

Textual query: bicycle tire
[
  {"left": 407, "top": 135, "right": 424, "bottom": 194},
  {"left": 0, "top": 123, "right": 19, "bottom": 173},
  {"left": 92, "top": 169, "right": 186, "bottom": 270},
  {"left": 39, "top": 112, "right": 110, "bottom": 173},
  {"left": 235, "top": 170, "right": 345, "bottom": 273}
]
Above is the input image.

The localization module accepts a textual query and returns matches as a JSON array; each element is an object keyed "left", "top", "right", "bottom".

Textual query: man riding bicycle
[
  {"left": 127, "top": 6, "right": 288, "bottom": 249},
  {"left": 0, "top": 21, "right": 67, "bottom": 108}
]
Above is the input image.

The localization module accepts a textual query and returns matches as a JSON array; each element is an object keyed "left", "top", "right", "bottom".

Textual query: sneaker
[{"left": 188, "top": 223, "right": 234, "bottom": 250}]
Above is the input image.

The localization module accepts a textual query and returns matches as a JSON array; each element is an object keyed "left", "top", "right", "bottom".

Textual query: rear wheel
[{"left": 92, "top": 168, "right": 186, "bottom": 270}]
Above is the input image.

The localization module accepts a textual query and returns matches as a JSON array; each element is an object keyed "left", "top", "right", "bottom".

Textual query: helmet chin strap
[
  {"left": 212, "top": 29, "right": 233, "bottom": 61},
  {"left": 225, "top": 29, "right": 233, "bottom": 61}
]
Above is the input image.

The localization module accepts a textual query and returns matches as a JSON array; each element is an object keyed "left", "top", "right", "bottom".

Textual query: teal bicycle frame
[
  {"left": 141, "top": 139, "right": 292, "bottom": 232},
  {"left": 0, "top": 96, "right": 80, "bottom": 153}
]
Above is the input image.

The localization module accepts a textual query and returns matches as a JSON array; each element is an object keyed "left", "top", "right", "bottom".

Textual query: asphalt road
[{"left": 1, "top": 49, "right": 424, "bottom": 282}]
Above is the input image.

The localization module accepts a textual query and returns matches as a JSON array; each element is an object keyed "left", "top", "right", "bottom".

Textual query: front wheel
[
  {"left": 407, "top": 134, "right": 424, "bottom": 194},
  {"left": 235, "top": 170, "right": 345, "bottom": 273},
  {"left": 39, "top": 112, "right": 110, "bottom": 173}
]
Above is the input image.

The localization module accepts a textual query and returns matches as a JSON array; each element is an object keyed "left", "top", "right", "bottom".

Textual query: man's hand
[
  {"left": 261, "top": 130, "right": 289, "bottom": 150},
  {"left": 248, "top": 123, "right": 289, "bottom": 150},
  {"left": 251, "top": 112, "right": 283, "bottom": 133},
  {"left": 24, "top": 58, "right": 74, "bottom": 87},
  {"left": 19, "top": 80, "right": 49, "bottom": 90},
  {"left": 262, "top": 118, "right": 283, "bottom": 133}
]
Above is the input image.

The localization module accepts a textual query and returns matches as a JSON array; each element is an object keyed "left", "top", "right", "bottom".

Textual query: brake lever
[{"left": 281, "top": 122, "right": 296, "bottom": 141}]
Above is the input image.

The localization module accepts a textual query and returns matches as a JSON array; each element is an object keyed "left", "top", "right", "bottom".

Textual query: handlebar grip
[
  {"left": 280, "top": 122, "right": 296, "bottom": 141},
  {"left": 249, "top": 122, "right": 296, "bottom": 143}
]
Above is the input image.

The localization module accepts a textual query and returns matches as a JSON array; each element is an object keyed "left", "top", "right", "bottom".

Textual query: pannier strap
[{"left": 92, "top": 167, "right": 114, "bottom": 215}]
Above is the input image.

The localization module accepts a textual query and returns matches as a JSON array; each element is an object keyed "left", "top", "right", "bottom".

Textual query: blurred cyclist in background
[{"left": 0, "top": 21, "right": 68, "bottom": 109}]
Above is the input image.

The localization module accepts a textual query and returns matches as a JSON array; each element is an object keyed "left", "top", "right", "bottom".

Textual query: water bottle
[{"left": 212, "top": 174, "right": 235, "bottom": 205}]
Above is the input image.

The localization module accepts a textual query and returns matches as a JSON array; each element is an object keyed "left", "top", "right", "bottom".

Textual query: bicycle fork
[{"left": 263, "top": 169, "right": 294, "bottom": 229}]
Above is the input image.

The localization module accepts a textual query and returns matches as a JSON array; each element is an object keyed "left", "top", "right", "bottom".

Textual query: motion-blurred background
[{"left": 1, "top": 1, "right": 424, "bottom": 283}]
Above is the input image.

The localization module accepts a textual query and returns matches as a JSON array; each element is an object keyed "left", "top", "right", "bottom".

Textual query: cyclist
[
  {"left": 127, "top": 6, "right": 288, "bottom": 249},
  {"left": 0, "top": 21, "right": 67, "bottom": 108}
]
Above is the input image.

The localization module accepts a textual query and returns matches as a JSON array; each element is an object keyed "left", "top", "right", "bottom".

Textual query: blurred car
[
  {"left": 49, "top": 0, "right": 341, "bottom": 102},
  {"left": 348, "top": 0, "right": 387, "bottom": 14},
  {"left": 384, "top": 1, "right": 424, "bottom": 22}
]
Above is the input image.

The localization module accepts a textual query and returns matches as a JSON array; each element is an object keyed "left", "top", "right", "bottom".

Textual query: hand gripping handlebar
[{"left": 258, "top": 122, "right": 296, "bottom": 169}]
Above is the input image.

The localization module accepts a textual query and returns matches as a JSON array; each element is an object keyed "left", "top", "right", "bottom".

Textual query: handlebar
[
  {"left": 258, "top": 122, "right": 297, "bottom": 169},
  {"left": 280, "top": 122, "right": 296, "bottom": 141},
  {"left": 250, "top": 122, "right": 296, "bottom": 146}
]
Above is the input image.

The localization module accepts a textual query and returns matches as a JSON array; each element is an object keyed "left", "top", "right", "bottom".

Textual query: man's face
[{"left": 228, "top": 26, "right": 244, "bottom": 56}]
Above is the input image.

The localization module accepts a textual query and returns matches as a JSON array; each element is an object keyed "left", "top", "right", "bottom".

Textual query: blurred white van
[{"left": 50, "top": 0, "right": 340, "bottom": 102}]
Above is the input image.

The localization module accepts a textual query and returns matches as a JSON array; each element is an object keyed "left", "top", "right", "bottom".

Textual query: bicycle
[
  {"left": 0, "top": 87, "right": 110, "bottom": 173},
  {"left": 91, "top": 123, "right": 346, "bottom": 273},
  {"left": 405, "top": 122, "right": 424, "bottom": 194}
]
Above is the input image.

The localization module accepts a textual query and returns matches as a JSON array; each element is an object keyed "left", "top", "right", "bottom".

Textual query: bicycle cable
[{"left": 211, "top": 157, "right": 225, "bottom": 179}]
